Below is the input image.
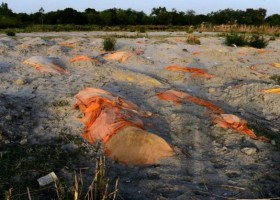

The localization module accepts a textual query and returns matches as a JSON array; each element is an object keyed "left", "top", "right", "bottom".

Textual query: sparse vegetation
[
  {"left": 186, "top": 27, "right": 194, "bottom": 33},
  {"left": 270, "top": 36, "right": 276, "bottom": 41},
  {"left": 138, "top": 26, "right": 146, "bottom": 33},
  {"left": 103, "top": 36, "right": 116, "bottom": 51},
  {"left": 5, "top": 30, "right": 16, "bottom": 36},
  {"left": 186, "top": 34, "right": 201, "bottom": 45},
  {"left": 225, "top": 33, "right": 247, "bottom": 47},
  {"left": 271, "top": 75, "right": 280, "bottom": 85},
  {"left": 83, "top": 157, "right": 119, "bottom": 200},
  {"left": 0, "top": 136, "right": 118, "bottom": 200},
  {"left": 248, "top": 34, "right": 269, "bottom": 48},
  {"left": 225, "top": 33, "right": 269, "bottom": 48}
]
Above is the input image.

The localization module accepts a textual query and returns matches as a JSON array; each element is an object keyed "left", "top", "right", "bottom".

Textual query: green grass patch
[
  {"left": 225, "top": 33, "right": 269, "bottom": 48},
  {"left": 5, "top": 30, "right": 16, "bottom": 36},
  {"left": 0, "top": 133, "right": 90, "bottom": 199},
  {"left": 103, "top": 36, "right": 116, "bottom": 51},
  {"left": 225, "top": 33, "right": 247, "bottom": 47},
  {"left": 271, "top": 75, "right": 280, "bottom": 85},
  {"left": 248, "top": 34, "right": 269, "bottom": 48}
]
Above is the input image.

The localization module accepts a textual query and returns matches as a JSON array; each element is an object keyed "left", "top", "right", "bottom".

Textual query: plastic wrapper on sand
[
  {"left": 23, "top": 56, "right": 68, "bottom": 74},
  {"left": 74, "top": 88, "right": 174, "bottom": 165}
]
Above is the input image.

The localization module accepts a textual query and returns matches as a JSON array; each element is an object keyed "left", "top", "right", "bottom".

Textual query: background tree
[
  {"left": 0, "top": 3, "right": 278, "bottom": 28},
  {"left": 186, "top": 10, "right": 196, "bottom": 25},
  {"left": 39, "top": 7, "right": 45, "bottom": 25},
  {"left": 0, "top": 3, "right": 13, "bottom": 16},
  {"left": 265, "top": 14, "right": 280, "bottom": 26}
]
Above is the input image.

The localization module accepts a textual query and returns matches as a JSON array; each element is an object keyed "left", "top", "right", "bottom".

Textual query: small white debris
[
  {"left": 20, "top": 138, "right": 28, "bottom": 145},
  {"left": 37, "top": 172, "right": 58, "bottom": 187},
  {"left": 241, "top": 147, "right": 257, "bottom": 156}
]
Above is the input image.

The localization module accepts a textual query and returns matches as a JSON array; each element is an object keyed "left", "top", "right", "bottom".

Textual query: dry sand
[{"left": 0, "top": 31, "right": 280, "bottom": 199}]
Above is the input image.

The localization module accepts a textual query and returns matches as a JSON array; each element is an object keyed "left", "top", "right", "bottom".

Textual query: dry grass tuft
[
  {"left": 3, "top": 156, "right": 118, "bottom": 200},
  {"left": 186, "top": 34, "right": 201, "bottom": 45}
]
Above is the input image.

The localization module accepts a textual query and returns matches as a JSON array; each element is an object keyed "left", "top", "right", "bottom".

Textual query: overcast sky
[{"left": 1, "top": 0, "right": 279, "bottom": 16}]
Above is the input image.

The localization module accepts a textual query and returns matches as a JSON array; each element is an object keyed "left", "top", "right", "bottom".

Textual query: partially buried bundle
[
  {"left": 157, "top": 90, "right": 268, "bottom": 142},
  {"left": 74, "top": 88, "right": 174, "bottom": 165},
  {"left": 23, "top": 56, "right": 68, "bottom": 74}
]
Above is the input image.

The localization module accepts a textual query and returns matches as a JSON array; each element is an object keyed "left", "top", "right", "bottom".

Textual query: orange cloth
[
  {"left": 23, "top": 56, "right": 68, "bottom": 74},
  {"left": 157, "top": 90, "right": 267, "bottom": 142},
  {"left": 74, "top": 88, "right": 142, "bottom": 144},
  {"left": 74, "top": 88, "right": 174, "bottom": 164},
  {"left": 166, "top": 65, "right": 214, "bottom": 78},
  {"left": 70, "top": 55, "right": 101, "bottom": 64},
  {"left": 102, "top": 51, "right": 133, "bottom": 63},
  {"left": 212, "top": 114, "right": 268, "bottom": 142},
  {"left": 157, "top": 89, "right": 224, "bottom": 114}
]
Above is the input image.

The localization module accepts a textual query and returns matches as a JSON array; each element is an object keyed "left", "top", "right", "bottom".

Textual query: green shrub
[
  {"left": 225, "top": 33, "right": 247, "bottom": 47},
  {"left": 225, "top": 33, "right": 269, "bottom": 49},
  {"left": 6, "top": 31, "right": 16, "bottom": 36},
  {"left": 274, "top": 32, "right": 280, "bottom": 37},
  {"left": 248, "top": 34, "right": 269, "bottom": 49},
  {"left": 186, "top": 34, "right": 201, "bottom": 45},
  {"left": 138, "top": 26, "right": 146, "bottom": 33},
  {"left": 186, "top": 27, "right": 194, "bottom": 34},
  {"left": 103, "top": 36, "right": 116, "bottom": 51},
  {"left": 271, "top": 75, "right": 280, "bottom": 85}
]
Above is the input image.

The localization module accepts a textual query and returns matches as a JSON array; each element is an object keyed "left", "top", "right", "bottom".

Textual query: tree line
[{"left": 0, "top": 2, "right": 280, "bottom": 29}]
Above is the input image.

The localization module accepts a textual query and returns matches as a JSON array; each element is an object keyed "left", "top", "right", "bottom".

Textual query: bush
[
  {"left": 225, "top": 33, "right": 269, "bottom": 49},
  {"left": 138, "top": 26, "right": 146, "bottom": 33},
  {"left": 103, "top": 36, "right": 116, "bottom": 51},
  {"left": 6, "top": 31, "right": 16, "bottom": 36},
  {"left": 186, "top": 34, "right": 201, "bottom": 45},
  {"left": 248, "top": 34, "right": 268, "bottom": 49},
  {"left": 186, "top": 27, "right": 194, "bottom": 34},
  {"left": 271, "top": 75, "right": 280, "bottom": 85},
  {"left": 225, "top": 33, "right": 247, "bottom": 47},
  {"left": 274, "top": 32, "right": 280, "bottom": 37}
]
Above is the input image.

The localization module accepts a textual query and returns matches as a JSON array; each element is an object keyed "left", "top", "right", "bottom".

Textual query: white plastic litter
[{"left": 37, "top": 172, "right": 58, "bottom": 187}]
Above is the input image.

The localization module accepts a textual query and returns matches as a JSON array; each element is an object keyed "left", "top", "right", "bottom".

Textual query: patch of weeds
[
  {"left": 138, "top": 26, "right": 146, "bottom": 33},
  {"left": 6, "top": 31, "right": 16, "bottom": 37},
  {"left": 248, "top": 34, "right": 269, "bottom": 49},
  {"left": 271, "top": 75, "right": 280, "bottom": 85},
  {"left": 82, "top": 157, "right": 119, "bottom": 200},
  {"left": 270, "top": 36, "right": 276, "bottom": 41},
  {"left": 103, "top": 36, "right": 116, "bottom": 51},
  {"left": 186, "top": 27, "right": 194, "bottom": 34},
  {"left": 0, "top": 143, "right": 78, "bottom": 198},
  {"left": 225, "top": 33, "right": 247, "bottom": 47},
  {"left": 186, "top": 34, "right": 201, "bottom": 45},
  {"left": 218, "top": 32, "right": 227, "bottom": 37},
  {"left": 52, "top": 99, "right": 69, "bottom": 107},
  {"left": 274, "top": 32, "right": 280, "bottom": 37},
  {"left": 225, "top": 33, "right": 269, "bottom": 48}
]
